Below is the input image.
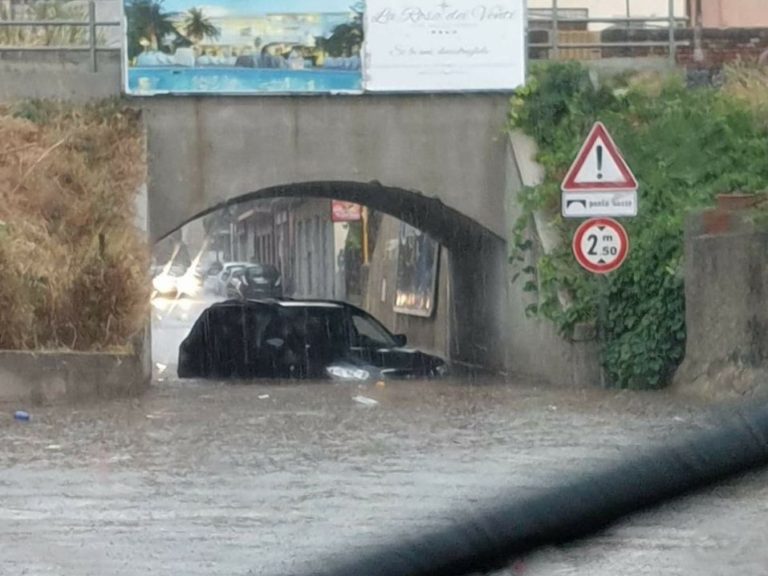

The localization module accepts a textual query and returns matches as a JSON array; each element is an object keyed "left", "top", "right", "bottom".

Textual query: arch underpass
[
  {"left": 158, "top": 181, "right": 508, "bottom": 371},
  {"left": 143, "top": 94, "right": 512, "bottom": 371}
]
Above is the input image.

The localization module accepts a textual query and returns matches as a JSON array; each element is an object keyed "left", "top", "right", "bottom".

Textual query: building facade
[
  {"left": 692, "top": 0, "right": 768, "bottom": 28},
  {"left": 230, "top": 197, "right": 351, "bottom": 301}
]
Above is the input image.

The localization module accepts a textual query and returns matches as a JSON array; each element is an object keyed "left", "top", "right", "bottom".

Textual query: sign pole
[
  {"left": 362, "top": 206, "right": 370, "bottom": 265},
  {"left": 562, "top": 123, "right": 638, "bottom": 389},
  {"left": 597, "top": 274, "right": 609, "bottom": 388}
]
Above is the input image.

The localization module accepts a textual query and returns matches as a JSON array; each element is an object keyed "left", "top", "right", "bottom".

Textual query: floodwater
[{"left": 0, "top": 295, "right": 766, "bottom": 575}]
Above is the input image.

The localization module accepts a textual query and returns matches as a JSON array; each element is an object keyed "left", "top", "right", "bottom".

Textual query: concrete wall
[
  {"left": 0, "top": 51, "right": 122, "bottom": 102},
  {"left": 0, "top": 346, "right": 150, "bottom": 405},
  {"left": 365, "top": 215, "right": 451, "bottom": 361},
  {"left": 141, "top": 94, "right": 509, "bottom": 242},
  {"left": 364, "top": 213, "right": 509, "bottom": 371},
  {"left": 505, "top": 132, "right": 602, "bottom": 387},
  {"left": 674, "top": 212, "right": 768, "bottom": 399}
]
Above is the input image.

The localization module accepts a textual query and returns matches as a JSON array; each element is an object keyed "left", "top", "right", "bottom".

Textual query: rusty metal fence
[
  {"left": 0, "top": 0, "right": 120, "bottom": 71},
  {"left": 529, "top": 0, "right": 690, "bottom": 65}
]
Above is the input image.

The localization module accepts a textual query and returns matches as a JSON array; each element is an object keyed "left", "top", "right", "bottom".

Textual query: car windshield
[{"left": 8, "top": 3, "right": 768, "bottom": 575}]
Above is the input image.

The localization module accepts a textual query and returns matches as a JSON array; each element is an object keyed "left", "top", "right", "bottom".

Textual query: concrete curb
[
  {"left": 0, "top": 327, "right": 152, "bottom": 406},
  {"left": 0, "top": 350, "right": 150, "bottom": 405}
]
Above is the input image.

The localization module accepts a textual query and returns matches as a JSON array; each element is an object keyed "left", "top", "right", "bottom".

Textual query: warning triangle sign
[{"left": 561, "top": 122, "right": 638, "bottom": 192}]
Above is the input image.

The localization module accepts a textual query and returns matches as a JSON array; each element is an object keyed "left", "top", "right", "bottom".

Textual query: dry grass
[
  {"left": 722, "top": 63, "right": 768, "bottom": 120},
  {"left": 0, "top": 100, "right": 150, "bottom": 352}
]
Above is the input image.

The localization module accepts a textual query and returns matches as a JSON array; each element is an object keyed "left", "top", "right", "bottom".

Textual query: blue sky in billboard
[
  {"left": 124, "top": 0, "right": 363, "bottom": 94},
  {"left": 163, "top": 0, "right": 356, "bottom": 16}
]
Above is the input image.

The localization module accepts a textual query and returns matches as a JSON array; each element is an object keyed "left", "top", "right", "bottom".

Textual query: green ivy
[{"left": 510, "top": 62, "right": 768, "bottom": 389}]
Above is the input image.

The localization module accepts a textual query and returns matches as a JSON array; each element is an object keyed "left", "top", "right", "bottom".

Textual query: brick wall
[
  {"left": 678, "top": 28, "right": 768, "bottom": 67},
  {"left": 599, "top": 27, "right": 768, "bottom": 68}
]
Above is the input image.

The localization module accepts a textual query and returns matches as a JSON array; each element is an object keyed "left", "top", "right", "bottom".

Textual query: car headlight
[
  {"left": 177, "top": 273, "right": 200, "bottom": 295},
  {"left": 152, "top": 274, "right": 176, "bottom": 294},
  {"left": 274, "top": 277, "right": 282, "bottom": 287},
  {"left": 326, "top": 365, "right": 371, "bottom": 381}
]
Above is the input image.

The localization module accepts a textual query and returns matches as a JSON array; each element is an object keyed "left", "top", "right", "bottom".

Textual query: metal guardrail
[
  {"left": 531, "top": 0, "right": 690, "bottom": 65},
  {"left": 0, "top": 0, "right": 691, "bottom": 73},
  {"left": 0, "top": 0, "right": 120, "bottom": 72}
]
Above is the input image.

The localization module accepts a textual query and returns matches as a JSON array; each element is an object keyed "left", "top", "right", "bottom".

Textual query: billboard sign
[
  {"left": 364, "top": 0, "right": 526, "bottom": 92},
  {"left": 331, "top": 200, "right": 363, "bottom": 222},
  {"left": 123, "top": 0, "right": 524, "bottom": 95},
  {"left": 394, "top": 222, "right": 439, "bottom": 318}
]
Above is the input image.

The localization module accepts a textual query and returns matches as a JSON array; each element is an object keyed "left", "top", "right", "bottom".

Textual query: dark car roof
[{"left": 207, "top": 298, "right": 363, "bottom": 312}]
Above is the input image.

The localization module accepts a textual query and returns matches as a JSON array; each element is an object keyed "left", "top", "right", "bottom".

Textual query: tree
[
  {"left": 183, "top": 7, "right": 220, "bottom": 44},
  {"left": 324, "top": 2, "right": 364, "bottom": 57},
  {"left": 125, "top": 0, "right": 178, "bottom": 59}
]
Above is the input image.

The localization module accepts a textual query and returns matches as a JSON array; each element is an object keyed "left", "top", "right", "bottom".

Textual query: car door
[
  {"left": 228, "top": 268, "right": 246, "bottom": 298},
  {"left": 347, "top": 308, "right": 397, "bottom": 366}
]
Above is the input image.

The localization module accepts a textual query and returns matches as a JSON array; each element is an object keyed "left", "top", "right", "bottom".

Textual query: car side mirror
[{"left": 393, "top": 334, "right": 407, "bottom": 347}]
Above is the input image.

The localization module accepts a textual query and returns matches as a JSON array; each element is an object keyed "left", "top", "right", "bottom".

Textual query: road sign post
[
  {"left": 562, "top": 123, "right": 637, "bottom": 387},
  {"left": 561, "top": 122, "right": 639, "bottom": 219},
  {"left": 572, "top": 218, "right": 629, "bottom": 275}
]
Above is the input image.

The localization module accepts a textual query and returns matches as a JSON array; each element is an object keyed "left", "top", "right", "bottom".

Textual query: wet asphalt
[{"left": 1, "top": 294, "right": 767, "bottom": 575}]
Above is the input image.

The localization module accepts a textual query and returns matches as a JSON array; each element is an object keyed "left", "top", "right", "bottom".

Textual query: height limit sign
[{"left": 572, "top": 218, "right": 629, "bottom": 274}]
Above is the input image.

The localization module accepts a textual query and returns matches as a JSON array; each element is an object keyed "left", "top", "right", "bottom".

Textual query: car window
[
  {"left": 225, "top": 266, "right": 245, "bottom": 280},
  {"left": 350, "top": 310, "right": 396, "bottom": 348},
  {"left": 273, "top": 307, "right": 345, "bottom": 348},
  {"left": 200, "top": 305, "right": 277, "bottom": 376}
]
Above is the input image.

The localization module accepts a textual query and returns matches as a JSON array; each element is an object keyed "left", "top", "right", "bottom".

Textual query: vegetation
[
  {"left": 183, "top": 7, "right": 220, "bottom": 44},
  {"left": 0, "top": 100, "right": 149, "bottom": 352},
  {"left": 124, "top": 0, "right": 186, "bottom": 60},
  {"left": 324, "top": 1, "right": 364, "bottom": 57},
  {"left": 509, "top": 62, "right": 768, "bottom": 389}
]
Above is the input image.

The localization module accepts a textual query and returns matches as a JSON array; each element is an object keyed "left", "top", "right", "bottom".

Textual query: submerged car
[
  {"left": 177, "top": 299, "right": 447, "bottom": 380},
  {"left": 214, "top": 262, "right": 249, "bottom": 296},
  {"left": 226, "top": 264, "right": 282, "bottom": 300}
]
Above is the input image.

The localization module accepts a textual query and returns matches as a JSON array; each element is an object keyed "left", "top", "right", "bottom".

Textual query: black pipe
[{"left": 300, "top": 403, "right": 768, "bottom": 576}]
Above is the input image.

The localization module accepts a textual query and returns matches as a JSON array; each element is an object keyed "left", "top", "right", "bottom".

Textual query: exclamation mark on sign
[{"left": 596, "top": 144, "right": 604, "bottom": 180}]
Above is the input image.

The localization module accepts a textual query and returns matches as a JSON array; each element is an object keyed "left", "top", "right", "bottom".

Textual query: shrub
[
  {"left": 510, "top": 62, "right": 768, "bottom": 389},
  {"left": 0, "top": 100, "right": 149, "bottom": 351}
]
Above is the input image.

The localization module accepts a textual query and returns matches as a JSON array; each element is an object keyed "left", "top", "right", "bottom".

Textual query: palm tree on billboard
[
  {"left": 325, "top": 1, "right": 364, "bottom": 57},
  {"left": 183, "top": 7, "right": 220, "bottom": 44},
  {"left": 125, "top": 0, "right": 180, "bottom": 59}
]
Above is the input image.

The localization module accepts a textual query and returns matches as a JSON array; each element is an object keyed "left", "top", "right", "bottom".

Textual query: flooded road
[
  {"left": 1, "top": 378, "right": 767, "bottom": 576},
  {"left": 0, "top": 296, "right": 766, "bottom": 575},
  {"left": 151, "top": 293, "right": 215, "bottom": 368}
]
